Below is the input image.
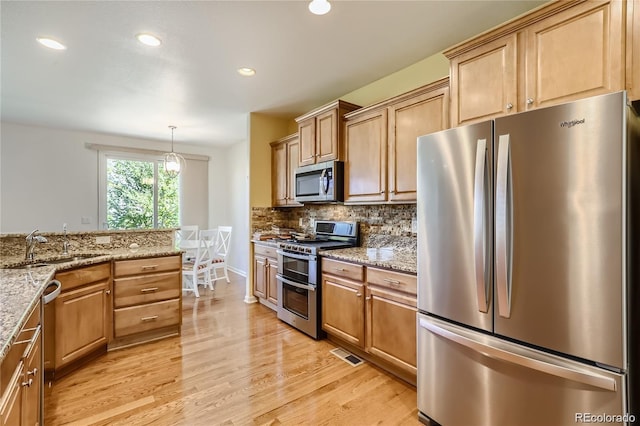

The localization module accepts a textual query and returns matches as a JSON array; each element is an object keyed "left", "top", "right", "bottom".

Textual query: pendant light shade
[
  {"left": 308, "top": 0, "right": 331, "bottom": 15},
  {"left": 164, "top": 126, "right": 185, "bottom": 176}
]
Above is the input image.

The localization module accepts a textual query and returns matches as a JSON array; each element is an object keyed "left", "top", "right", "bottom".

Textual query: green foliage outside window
[{"left": 106, "top": 158, "right": 179, "bottom": 229}]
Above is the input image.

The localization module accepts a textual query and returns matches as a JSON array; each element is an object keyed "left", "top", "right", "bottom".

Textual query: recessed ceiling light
[
  {"left": 237, "top": 67, "right": 256, "bottom": 77},
  {"left": 136, "top": 33, "right": 162, "bottom": 47},
  {"left": 36, "top": 37, "right": 66, "bottom": 50},
  {"left": 309, "top": 0, "right": 331, "bottom": 15}
]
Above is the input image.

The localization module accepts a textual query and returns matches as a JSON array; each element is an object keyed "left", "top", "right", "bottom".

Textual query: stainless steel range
[{"left": 276, "top": 220, "right": 358, "bottom": 339}]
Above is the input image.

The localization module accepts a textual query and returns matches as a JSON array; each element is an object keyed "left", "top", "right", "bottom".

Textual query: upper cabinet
[
  {"left": 446, "top": 0, "right": 626, "bottom": 126},
  {"left": 344, "top": 78, "right": 449, "bottom": 204},
  {"left": 628, "top": 0, "right": 640, "bottom": 100},
  {"left": 270, "top": 134, "right": 301, "bottom": 207},
  {"left": 295, "top": 100, "right": 360, "bottom": 167}
]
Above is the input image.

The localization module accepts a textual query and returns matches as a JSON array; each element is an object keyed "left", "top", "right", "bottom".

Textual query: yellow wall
[
  {"left": 248, "top": 112, "right": 292, "bottom": 208},
  {"left": 341, "top": 53, "right": 449, "bottom": 107}
]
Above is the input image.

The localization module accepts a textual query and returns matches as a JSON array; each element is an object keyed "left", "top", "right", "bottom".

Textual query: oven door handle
[
  {"left": 276, "top": 274, "right": 316, "bottom": 292},
  {"left": 276, "top": 249, "right": 316, "bottom": 261}
]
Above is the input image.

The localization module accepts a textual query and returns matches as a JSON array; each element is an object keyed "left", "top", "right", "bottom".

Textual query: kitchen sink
[
  {"left": 4, "top": 254, "right": 105, "bottom": 269},
  {"left": 5, "top": 262, "right": 51, "bottom": 269}
]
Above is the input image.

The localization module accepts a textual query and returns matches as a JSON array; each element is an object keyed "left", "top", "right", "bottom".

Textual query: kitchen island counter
[
  {"left": 0, "top": 245, "right": 182, "bottom": 363},
  {"left": 319, "top": 246, "right": 417, "bottom": 274}
]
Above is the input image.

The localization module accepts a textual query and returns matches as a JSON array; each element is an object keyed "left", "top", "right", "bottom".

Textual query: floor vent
[{"left": 330, "top": 348, "right": 364, "bottom": 367}]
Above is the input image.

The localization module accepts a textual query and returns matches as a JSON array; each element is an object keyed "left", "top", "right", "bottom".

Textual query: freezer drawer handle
[
  {"left": 473, "top": 138, "right": 489, "bottom": 313},
  {"left": 496, "top": 134, "right": 513, "bottom": 318},
  {"left": 419, "top": 318, "right": 617, "bottom": 392}
]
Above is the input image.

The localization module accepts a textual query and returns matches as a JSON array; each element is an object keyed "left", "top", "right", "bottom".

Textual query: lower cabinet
[
  {"left": 321, "top": 257, "right": 417, "bottom": 383},
  {"left": 253, "top": 243, "right": 278, "bottom": 309},
  {"left": 111, "top": 255, "right": 182, "bottom": 348},
  {"left": 47, "top": 262, "right": 111, "bottom": 377},
  {"left": 1, "top": 302, "right": 42, "bottom": 426}
]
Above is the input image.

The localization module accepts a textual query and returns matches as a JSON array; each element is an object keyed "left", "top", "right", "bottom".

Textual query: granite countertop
[
  {"left": 251, "top": 239, "right": 280, "bottom": 249},
  {"left": 319, "top": 247, "right": 417, "bottom": 274},
  {"left": 0, "top": 245, "right": 182, "bottom": 363}
]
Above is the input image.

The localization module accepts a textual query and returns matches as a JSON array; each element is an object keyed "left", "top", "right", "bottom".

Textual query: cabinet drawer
[
  {"left": 56, "top": 262, "right": 111, "bottom": 292},
  {"left": 114, "top": 272, "right": 180, "bottom": 308},
  {"left": 254, "top": 244, "right": 278, "bottom": 259},
  {"left": 114, "top": 299, "right": 180, "bottom": 338},
  {"left": 321, "top": 258, "right": 364, "bottom": 282},
  {"left": 114, "top": 255, "right": 181, "bottom": 277},
  {"left": 367, "top": 267, "right": 417, "bottom": 295}
]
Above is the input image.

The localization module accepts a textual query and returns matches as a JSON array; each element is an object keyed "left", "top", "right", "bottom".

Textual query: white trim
[{"left": 227, "top": 265, "right": 247, "bottom": 277}]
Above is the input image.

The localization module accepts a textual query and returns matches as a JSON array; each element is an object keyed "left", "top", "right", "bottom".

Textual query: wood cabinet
[
  {"left": 365, "top": 268, "right": 417, "bottom": 377},
  {"left": 344, "top": 79, "right": 449, "bottom": 204},
  {"left": 271, "top": 134, "right": 301, "bottom": 207},
  {"left": 321, "top": 257, "right": 417, "bottom": 383},
  {"left": 1, "top": 302, "right": 42, "bottom": 426},
  {"left": 49, "top": 263, "right": 110, "bottom": 375},
  {"left": 321, "top": 259, "right": 366, "bottom": 348},
  {"left": 111, "top": 255, "right": 181, "bottom": 348},
  {"left": 446, "top": 0, "right": 625, "bottom": 125},
  {"left": 628, "top": 0, "right": 640, "bottom": 101},
  {"left": 295, "top": 100, "right": 360, "bottom": 167},
  {"left": 253, "top": 243, "right": 279, "bottom": 309}
]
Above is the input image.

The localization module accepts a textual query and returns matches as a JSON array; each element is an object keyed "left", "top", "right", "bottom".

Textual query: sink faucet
[{"left": 25, "top": 229, "right": 48, "bottom": 261}]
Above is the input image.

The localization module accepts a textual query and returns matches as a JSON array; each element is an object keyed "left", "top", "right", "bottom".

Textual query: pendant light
[{"left": 164, "top": 125, "right": 185, "bottom": 176}]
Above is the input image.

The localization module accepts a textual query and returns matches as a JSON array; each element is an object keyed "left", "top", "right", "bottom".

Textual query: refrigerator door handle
[
  {"left": 496, "top": 134, "right": 512, "bottom": 318},
  {"left": 473, "top": 138, "right": 489, "bottom": 313},
  {"left": 419, "top": 317, "right": 617, "bottom": 392}
]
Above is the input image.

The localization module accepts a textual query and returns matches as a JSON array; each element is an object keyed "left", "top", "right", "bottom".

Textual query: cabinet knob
[
  {"left": 27, "top": 368, "right": 38, "bottom": 377},
  {"left": 356, "top": 293, "right": 362, "bottom": 297},
  {"left": 389, "top": 190, "right": 395, "bottom": 194},
  {"left": 22, "top": 379, "right": 33, "bottom": 388},
  {"left": 526, "top": 98, "right": 534, "bottom": 105},
  {"left": 506, "top": 103, "right": 513, "bottom": 110},
  {"left": 380, "top": 190, "right": 385, "bottom": 194},
  {"left": 105, "top": 289, "right": 111, "bottom": 295},
  {"left": 365, "top": 296, "right": 371, "bottom": 301}
]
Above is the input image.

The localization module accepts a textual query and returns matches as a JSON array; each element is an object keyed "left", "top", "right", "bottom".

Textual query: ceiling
[{"left": 1, "top": 0, "right": 545, "bottom": 147}]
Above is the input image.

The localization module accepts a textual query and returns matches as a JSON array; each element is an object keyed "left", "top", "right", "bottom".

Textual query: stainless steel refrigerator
[{"left": 416, "top": 91, "right": 639, "bottom": 426}]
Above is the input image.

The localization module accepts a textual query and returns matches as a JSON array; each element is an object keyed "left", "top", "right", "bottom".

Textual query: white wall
[
  {"left": 225, "top": 139, "right": 249, "bottom": 275},
  {"left": 0, "top": 122, "right": 229, "bottom": 234}
]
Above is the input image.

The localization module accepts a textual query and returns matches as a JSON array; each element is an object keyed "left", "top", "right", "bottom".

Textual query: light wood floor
[{"left": 44, "top": 272, "right": 420, "bottom": 425}]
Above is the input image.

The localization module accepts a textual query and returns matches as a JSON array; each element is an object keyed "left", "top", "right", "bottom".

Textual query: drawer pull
[
  {"left": 141, "top": 287, "right": 159, "bottom": 293},
  {"left": 141, "top": 265, "right": 158, "bottom": 270},
  {"left": 335, "top": 267, "right": 346, "bottom": 271},
  {"left": 141, "top": 315, "right": 159, "bottom": 322},
  {"left": 384, "top": 278, "right": 401, "bottom": 286}
]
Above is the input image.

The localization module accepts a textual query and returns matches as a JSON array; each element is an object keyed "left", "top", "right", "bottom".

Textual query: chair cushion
[{"left": 212, "top": 258, "right": 225, "bottom": 264}]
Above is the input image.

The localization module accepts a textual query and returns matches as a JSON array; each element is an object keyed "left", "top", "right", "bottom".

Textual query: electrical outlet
[
  {"left": 96, "top": 236, "right": 111, "bottom": 244},
  {"left": 309, "top": 218, "right": 315, "bottom": 228},
  {"left": 411, "top": 217, "right": 418, "bottom": 234},
  {"left": 299, "top": 218, "right": 304, "bottom": 227}
]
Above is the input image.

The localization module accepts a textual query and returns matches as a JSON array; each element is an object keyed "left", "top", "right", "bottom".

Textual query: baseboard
[{"left": 228, "top": 266, "right": 246, "bottom": 277}]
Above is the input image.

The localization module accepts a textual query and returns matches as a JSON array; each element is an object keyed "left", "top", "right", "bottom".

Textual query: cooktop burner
[{"left": 277, "top": 220, "right": 358, "bottom": 255}]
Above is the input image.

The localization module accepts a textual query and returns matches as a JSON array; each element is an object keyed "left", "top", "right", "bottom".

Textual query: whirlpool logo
[{"left": 560, "top": 118, "right": 586, "bottom": 128}]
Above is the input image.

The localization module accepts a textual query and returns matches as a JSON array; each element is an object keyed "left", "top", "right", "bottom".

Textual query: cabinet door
[
  {"left": 55, "top": 280, "right": 109, "bottom": 369},
  {"left": 43, "top": 302, "right": 54, "bottom": 371},
  {"left": 388, "top": 88, "right": 449, "bottom": 202},
  {"left": 628, "top": 0, "right": 640, "bottom": 101},
  {"left": 271, "top": 141, "right": 288, "bottom": 206},
  {"left": 298, "top": 117, "right": 316, "bottom": 166},
  {"left": 344, "top": 108, "right": 388, "bottom": 203},
  {"left": 523, "top": 0, "right": 624, "bottom": 110},
  {"left": 316, "top": 108, "right": 338, "bottom": 163},
  {"left": 286, "top": 137, "right": 301, "bottom": 206},
  {"left": 253, "top": 255, "right": 267, "bottom": 299},
  {"left": 450, "top": 33, "right": 518, "bottom": 126},
  {"left": 266, "top": 259, "right": 278, "bottom": 306},
  {"left": 366, "top": 287, "right": 417, "bottom": 376},
  {"left": 321, "top": 274, "right": 365, "bottom": 348},
  {"left": 0, "top": 366, "right": 23, "bottom": 426},
  {"left": 22, "top": 328, "right": 41, "bottom": 426}
]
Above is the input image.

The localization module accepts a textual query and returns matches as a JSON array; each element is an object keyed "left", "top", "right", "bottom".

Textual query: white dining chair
[
  {"left": 211, "top": 226, "right": 232, "bottom": 284},
  {"left": 176, "top": 225, "right": 199, "bottom": 260},
  {"left": 181, "top": 229, "right": 217, "bottom": 297}
]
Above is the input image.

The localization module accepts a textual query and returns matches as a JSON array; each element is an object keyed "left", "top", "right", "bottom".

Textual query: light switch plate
[{"left": 96, "top": 236, "right": 111, "bottom": 244}]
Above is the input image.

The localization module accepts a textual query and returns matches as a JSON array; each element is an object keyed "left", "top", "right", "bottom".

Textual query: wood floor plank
[{"left": 44, "top": 272, "right": 419, "bottom": 425}]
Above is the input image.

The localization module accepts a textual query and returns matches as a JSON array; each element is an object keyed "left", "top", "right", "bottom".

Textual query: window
[{"left": 99, "top": 153, "right": 179, "bottom": 229}]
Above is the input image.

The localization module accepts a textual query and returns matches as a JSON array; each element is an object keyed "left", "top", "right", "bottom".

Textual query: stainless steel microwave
[{"left": 294, "top": 160, "right": 344, "bottom": 203}]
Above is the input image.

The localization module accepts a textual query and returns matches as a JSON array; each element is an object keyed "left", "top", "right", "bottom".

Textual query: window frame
[{"left": 98, "top": 150, "right": 180, "bottom": 230}]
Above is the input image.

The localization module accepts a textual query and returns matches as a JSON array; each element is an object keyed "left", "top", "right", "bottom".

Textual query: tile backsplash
[{"left": 251, "top": 204, "right": 417, "bottom": 245}]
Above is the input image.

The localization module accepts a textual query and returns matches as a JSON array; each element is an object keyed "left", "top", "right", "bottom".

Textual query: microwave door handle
[{"left": 320, "top": 168, "right": 329, "bottom": 195}]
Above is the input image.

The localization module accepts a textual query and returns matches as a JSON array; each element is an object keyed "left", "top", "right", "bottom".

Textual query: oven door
[
  {"left": 276, "top": 274, "right": 320, "bottom": 338},
  {"left": 277, "top": 250, "right": 317, "bottom": 286}
]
